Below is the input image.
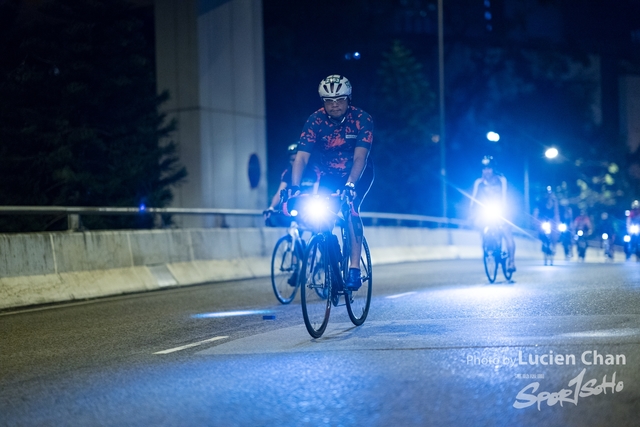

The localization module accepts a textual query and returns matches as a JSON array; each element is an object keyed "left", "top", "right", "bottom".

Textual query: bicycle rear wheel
[
  {"left": 483, "top": 248, "right": 498, "bottom": 283},
  {"left": 271, "top": 235, "right": 301, "bottom": 304},
  {"left": 345, "top": 236, "right": 372, "bottom": 326},
  {"left": 300, "top": 234, "right": 331, "bottom": 338}
]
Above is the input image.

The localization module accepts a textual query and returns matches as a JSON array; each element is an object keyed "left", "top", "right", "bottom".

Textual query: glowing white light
[
  {"left": 290, "top": 209, "right": 298, "bottom": 217},
  {"left": 545, "top": 147, "right": 559, "bottom": 159},
  {"left": 630, "top": 225, "right": 640, "bottom": 235},
  {"left": 577, "top": 230, "right": 584, "bottom": 236},
  {"left": 486, "top": 131, "right": 500, "bottom": 142},
  {"left": 558, "top": 223, "right": 567, "bottom": 232},
  {"left": 306, "top": 197, "right": 329, "bottom": 221},
  {"left": 481, "top": 203, "right": 503, "bottom": 222},
  {"left": 191, "top": 310, "right": 274, "bottom": 319},
  {"left": 624, "top": 235, "right": 631, "bottom": 243},
  {"left": 542, "top": 221, "right": 552, "bottom": 234},
  {"left": 602, "top": 233, "right": 609, "bottom": 240}
]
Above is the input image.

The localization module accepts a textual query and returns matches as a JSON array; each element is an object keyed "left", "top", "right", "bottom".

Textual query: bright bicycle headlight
[
  {"left": 305, "top": 197, "right": 329, "bottom": 221},
  {"left": 542, "top": 221, "right": 551, "bottom": 235},
  {"left": 481, "top": 203, "right": 503, "bottom": 223},
  {"left": 602, "top": 233, "right": 609, "bottom": 240},
  {"left": 630, "top": 224, "right": 640, "bottom": 235},
  {"left": 558, "top": 223, "right": 567, "bottom": 232},
  {"left": 624, "top": 235, "right": 631, "bottom": 243}
]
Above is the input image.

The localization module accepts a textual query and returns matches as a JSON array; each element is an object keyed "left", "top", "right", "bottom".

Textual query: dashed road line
[{"left": 154, "top": 336, "right": 229, "bottom": 354}]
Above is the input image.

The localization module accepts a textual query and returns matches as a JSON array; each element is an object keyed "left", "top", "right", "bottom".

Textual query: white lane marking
[
  {"left": 154, "top": 336, "right": 229, "bottom": 354},
  {"left": 386, "top": 292, "right": 417, "bottom": 299}
]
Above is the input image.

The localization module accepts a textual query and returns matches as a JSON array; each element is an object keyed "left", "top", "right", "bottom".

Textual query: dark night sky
[{"left": 262, "top": 0, "right": 640, "bottom": 218}]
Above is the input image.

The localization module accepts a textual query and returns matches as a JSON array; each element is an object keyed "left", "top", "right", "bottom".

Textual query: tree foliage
[
  {"left": 366, "top": 40, "right": 439, "bottom": 215},
  {"left": 0, "top": 0, "right": 186, "bottom": 232}
]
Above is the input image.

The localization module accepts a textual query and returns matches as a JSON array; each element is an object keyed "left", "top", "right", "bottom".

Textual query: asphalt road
[{"left": 2, "top": 258, "right": 640, "bottom": 426}]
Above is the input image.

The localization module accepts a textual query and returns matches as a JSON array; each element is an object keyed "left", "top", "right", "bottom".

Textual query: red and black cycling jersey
[{"left": 298, "top": 105, "right": 373, "bottom": 178}]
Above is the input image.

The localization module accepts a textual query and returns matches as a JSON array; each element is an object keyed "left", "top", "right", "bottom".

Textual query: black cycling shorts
[{"left": 317, "top": 165, "right": 374, "bottom": 212}]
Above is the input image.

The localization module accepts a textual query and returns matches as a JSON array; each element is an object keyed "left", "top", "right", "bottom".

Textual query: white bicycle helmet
[{"left": 318, "top": 75, "right": 352, "bottom": 99}]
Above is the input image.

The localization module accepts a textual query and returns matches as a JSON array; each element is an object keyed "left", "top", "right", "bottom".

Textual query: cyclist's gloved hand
[
  {"left": 287, "top": 185, "right": 301, "bottom": 199},
  {"left": 343, "top": 182, "right": 356, "bottom": 200},
  {"left": 263, "top": 207, "right": 275, "bottom": 216}
]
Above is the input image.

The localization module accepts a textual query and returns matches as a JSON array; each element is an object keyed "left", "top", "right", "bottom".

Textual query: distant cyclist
[
  {"left": 626, "top": 199, "right": 640, "bottom": 233},
  {"left": 289, "top": 74, "right": 374, "bottom": 291},
  {"left": 573, "top": 209, "right": 593, "bottom": 236},
  {"left": 469, "top": 155, "right": 516, "bottom": 272},
  {"left": 598, "top": 211, "right": 619, "bottom": 259},
  {"left": 532, "top": 186, "right": 560, "bottom": 256},
  {"left": 264, "top": 143, "right": 319, "bottom": 227}
]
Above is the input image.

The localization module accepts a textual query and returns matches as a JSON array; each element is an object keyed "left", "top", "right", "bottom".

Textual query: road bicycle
[
  {"left": 480, "top": 203, "right": 513, "bottom": 283},
  {"left": 540, "top": 221, "right": 555, "bottom": 266},
  {"left": 558, "top": 223, "right": 573, "bottom": 260},
  {"left": 270, "top": 219, "right": 306, "bottom": 304},
  {"left": 623, "top": 225, "right": 640, "bottom": 261},
  {"left": 575, "top": 229, "right": 588, "bottom": 261},
  {"left": 601, "top": 233, "right": 614, "bottom": 262},
  {"left": 287, "top": 194, "right": 372, "bottom": 338}
]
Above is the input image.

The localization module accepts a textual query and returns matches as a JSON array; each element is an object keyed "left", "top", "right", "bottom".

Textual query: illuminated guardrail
[{"left": 0, "top": 206, "right": 468, "bottom": 231}]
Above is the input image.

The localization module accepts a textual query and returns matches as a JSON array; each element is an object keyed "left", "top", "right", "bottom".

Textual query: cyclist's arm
[
  {"left": 499, "top": 175, "right": 508, "bottom": 207},
  {"left": 269, "top": 181, "right": 288, "bottom": 209},
  {"left": 348, "top": 146, "right": 369, "bottom": 185},
  {"left": 291, "top": 151, "right": 310, "bottom": 187}
]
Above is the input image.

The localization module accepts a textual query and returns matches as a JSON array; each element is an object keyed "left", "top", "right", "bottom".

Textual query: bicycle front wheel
[
  {"left": 483, "top": 249, "right": 498, "bottom": 283},
  {"left": 300, "top": 234, "right": 331, "bottom": 338},
  {"left": 271, "top": 235, "right": 301, "bottom": 304},
  {"left": 345, "top": 236, "right": 372, "bottom": 326}
]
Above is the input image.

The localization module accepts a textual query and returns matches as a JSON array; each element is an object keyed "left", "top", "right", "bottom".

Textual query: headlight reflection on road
[{"left": 192, "top": 310, "right": 275, "bottom": 319}]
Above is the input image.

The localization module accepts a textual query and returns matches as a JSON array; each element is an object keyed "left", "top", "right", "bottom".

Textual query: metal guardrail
[{"left": 0, "top": 205, "right": 467, "bottom": 231}]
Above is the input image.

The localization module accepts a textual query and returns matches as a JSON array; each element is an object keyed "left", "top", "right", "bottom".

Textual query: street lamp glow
[
  {"left": 486, "top": 131, "right": 500, "bottom": 142},
  {"left": 545, "top": 147, "right": 559, "bottom": 159}
]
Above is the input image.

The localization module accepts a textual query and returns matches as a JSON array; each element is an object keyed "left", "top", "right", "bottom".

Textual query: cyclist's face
[
  {"left": 482, "top": 167, "right": 493, "bottom": 179},
  {"left": 323, "top": 96, "right": 349, "bottom": 119}
]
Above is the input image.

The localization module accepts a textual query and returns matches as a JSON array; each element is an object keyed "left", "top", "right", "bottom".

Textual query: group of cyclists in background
[
  {"left": 532, "top": 189, "right": 640, "bottom": 263},
  {"left": 264, "top": 74, "right": 640, "bottom": 322}
]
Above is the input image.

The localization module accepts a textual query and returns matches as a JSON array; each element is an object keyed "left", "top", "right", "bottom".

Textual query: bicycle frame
[
  {"left": 482, "top": 224, "right": 512, "bottom": 283},
  {"left": 293, "top": 193, "right": 372, "bottom": 338}
]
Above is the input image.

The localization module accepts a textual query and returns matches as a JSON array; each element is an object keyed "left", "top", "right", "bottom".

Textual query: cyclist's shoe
[
  {"left": 507, "top": 260, "right": 517, "bottom": 273},
  {"left": 287, "top": 269, "right": 298, "bottom": 287},
  {"left": 345, "top": 268, "right": 362, "bottom": 291}
]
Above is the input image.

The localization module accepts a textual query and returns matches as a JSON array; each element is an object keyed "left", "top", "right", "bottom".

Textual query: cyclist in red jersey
[
  {"left": 573, "top": 209, "right": 593, "bottom": 235},
  {"left": 289, "top": 75, "right": 374, "bottom": 291}
]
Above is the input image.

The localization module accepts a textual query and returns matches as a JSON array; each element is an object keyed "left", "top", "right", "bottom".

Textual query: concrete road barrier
[{"left": 0, "top": 227, "right": 613, "bottom": 311}]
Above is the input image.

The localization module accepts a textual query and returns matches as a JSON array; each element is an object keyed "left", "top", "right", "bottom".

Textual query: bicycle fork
[{"left": 327, "top": 234, "right": 347, "bottom": 307}]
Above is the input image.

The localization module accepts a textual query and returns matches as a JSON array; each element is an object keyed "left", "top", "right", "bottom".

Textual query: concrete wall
[
  {"left": 155, "top": 0, "right": 267, "bottom": 227},
  {"left": 0, "top": 227, "right": 554, "bottom": 311}
]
